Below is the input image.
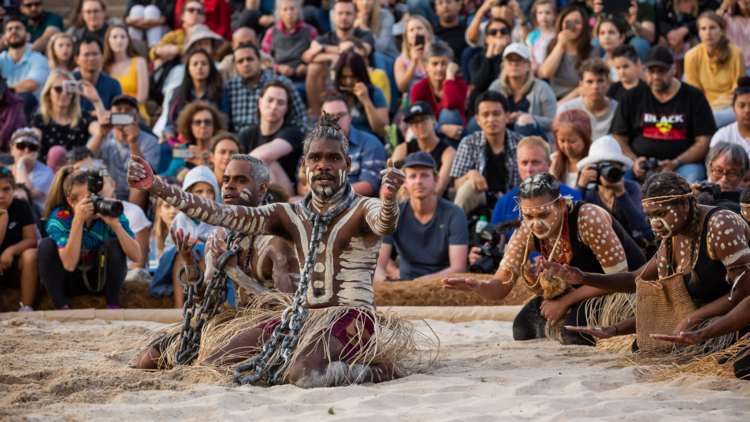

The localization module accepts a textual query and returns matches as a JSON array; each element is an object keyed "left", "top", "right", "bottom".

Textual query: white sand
[{"left": 2, "top": 317, "right": 750, "bottom": 421}]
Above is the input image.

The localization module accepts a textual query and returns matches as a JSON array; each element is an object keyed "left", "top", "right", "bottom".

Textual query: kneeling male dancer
[
  {"left": 136, "top": 155, "right": 300, "bottom": 369},
  {"left": 128, "top": 115, "right": 408, "bottom": 387}
]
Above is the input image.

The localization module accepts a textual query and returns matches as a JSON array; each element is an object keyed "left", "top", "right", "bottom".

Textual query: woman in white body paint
[{"left": 442, "top": 173, "right": 646, "bottom": 345}]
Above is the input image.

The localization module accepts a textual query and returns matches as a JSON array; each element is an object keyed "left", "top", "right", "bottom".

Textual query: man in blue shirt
[
  {"left": 0, "top": 17, "right": 50, "bottom": 120},
  {"left": 322, "top": 94, "right": 386, "bottom": 197},
  {"left": 469, "top": 135, "right": 582, "bottom": 265},
  {"left": 376, "top": 151, "right": 469, "bottom": 281},
  {"left": 73, "top": 36, "right": 122, "bottom": 112}
]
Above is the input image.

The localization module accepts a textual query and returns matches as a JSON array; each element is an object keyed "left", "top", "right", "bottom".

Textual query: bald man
[{"left": 220, "top": 27, "right": 275, "bottom": 81}]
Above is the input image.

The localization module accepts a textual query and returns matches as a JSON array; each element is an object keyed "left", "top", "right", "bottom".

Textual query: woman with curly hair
[{"left": 161, "top": 101, "right": 226, "bottom": 178}]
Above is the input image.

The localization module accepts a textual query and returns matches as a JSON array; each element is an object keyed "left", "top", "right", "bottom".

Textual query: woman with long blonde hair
[
  {"left": 31, "top": 69, "right": 104, "bottom": 172},
  {"left": 102, "top": 24, "right": 150, "bottom": 123},
  {"left": 395, "top": 15, "right": 435, "bottom": 94},
  {"left": 46, "top": 33, "right": 77, "bottom": 72},
  {"left": 354, "top": 0, "right": 399, "bottom": 58}
]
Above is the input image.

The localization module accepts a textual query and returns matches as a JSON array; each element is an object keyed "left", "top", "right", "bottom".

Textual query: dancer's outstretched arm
[
  {"left": 127, "top": 154, "right": 286, "bottom": 237},
  {"left": 566, "top": 316, "right": 637, "bottom": 339},
  {"left": 652, "top": 296, "right": 750, "bottom": 345},
  {"left": 537, "top": 260, "right": 646, "bottom": 293},
  {"left": 363, "top": 159, "right": 404, "bottom": 237}
]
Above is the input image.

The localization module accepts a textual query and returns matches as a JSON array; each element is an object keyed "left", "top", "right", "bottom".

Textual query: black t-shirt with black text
[
  {"left": 238, "top": 124, "right": 305, "bottom": 187},
  {"left": 606, "top": 79, "right": 645, "bottom": 104},
  {"left": 1, "top": 198, "right": 35, "bottom": 253},
  {"left": 434, "top": 22, "right": 468, "bottom": 63},
  {"left": 610, "top": 82, "right": 717, "bottom": 160},
  {"left": 484, "top": 143, "right": 507, "bottom": 194}
]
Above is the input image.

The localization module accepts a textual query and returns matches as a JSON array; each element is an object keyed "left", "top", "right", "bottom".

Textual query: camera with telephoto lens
[
  {"left": 639, "top": 157, "right": 661, "bottom": 180},
  {"left": 469, "top": 222, "right": 504, "bottom": 274},
  {"left": 595, "top": 161, "right": 623, "bottom": 185},
  {"left": 87, "top": 167, "right": 123, "bottom": 218}
]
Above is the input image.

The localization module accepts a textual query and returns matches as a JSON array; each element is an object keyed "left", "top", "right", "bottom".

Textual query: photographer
[
  {"left": 39, "top": 166, "right": 141, "bottom": 310},
  {"left": 575, "top": 136, "right": 652, "bottom": 246},
  {"left": 87, "top": 95, "right": 160, "bottom": 208},
  {"left": 375, "top": 152, "right": 468, "bottom": 282},
  {"left": 690, "top": 141, "right": 748, "bottom": 213}
]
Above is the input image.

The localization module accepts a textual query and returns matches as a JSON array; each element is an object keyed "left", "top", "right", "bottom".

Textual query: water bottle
[{"left": 475, "top": 216, "right": 488, "bottom": 234}]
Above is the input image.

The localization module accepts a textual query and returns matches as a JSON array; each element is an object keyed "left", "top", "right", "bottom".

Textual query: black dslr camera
[
  {"left": 697, "top": 181, "right": 722, "bottom": 202},
  {"left": 87, "top": 167, "right": 123, "bottom": 218},
  {"left": 595, "top": 161, "right": 623, "bottom": 185},
  {"left": 639, "top": 157, "right": 661, "bottom": 180},
  {"left": 469, "top": 222, "right": 504, "bottom": 274}
]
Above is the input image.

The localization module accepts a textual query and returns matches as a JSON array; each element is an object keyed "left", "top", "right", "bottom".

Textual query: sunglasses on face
[
  {"left": 186, "top": 7, "right": 205, "bottom": 14},
  {"left": 72, "top": 173, "right": 88, "bottom": 184},
  {"left": 15, "top": 142, "right": 39, "bottom": 152},
  {"left": 487, "top": 27, "right": 510, "bottom": 36},
  {"left": 192, "top": 119, "right": 214, "bottom": 127},
  {"left": 52, "top": 86, "right": 72, "bottom": 94}
]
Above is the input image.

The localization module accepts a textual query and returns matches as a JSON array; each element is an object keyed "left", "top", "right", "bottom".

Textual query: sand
[{"left": 2, "top": 316, "right": 750, "bottom": 421}]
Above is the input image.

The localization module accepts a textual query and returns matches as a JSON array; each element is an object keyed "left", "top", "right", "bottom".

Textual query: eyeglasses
[
  {"left": 487, "top": 27, "right": 510, "bottom": 36},
  {"left": 710, "top": 168, "right": 741, "bottom": 181},
  {"left": 186, "top": 7, "right": 205, "bottom": 14},
  {"left": 52, "top": 86, "right": 72, "bottom": 94},
  {"left": 192, "top": 119, "right": 214, "bottom": 127},
  {"left": 15, "top": 142, "right": 39, "bottom": 152}
]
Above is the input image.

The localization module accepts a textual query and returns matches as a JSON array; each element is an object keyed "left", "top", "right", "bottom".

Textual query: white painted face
[
  {"left": 521, "top": 197, "right": 562, "bottom": 239},
  {"left": 644, "top": 202, "right": 686, "bottom": 239}
]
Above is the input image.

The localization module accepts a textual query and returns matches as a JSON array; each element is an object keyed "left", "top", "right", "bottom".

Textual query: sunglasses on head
[
  {"left": 186, "top": 7, "right": 205, "bottom": 14},
  {"left": 15, "top": 142, "right": 39, "bottom": 152},
  {"left": 487, "top": 27, "right": 510, "bottom": 36},
  {"left": 79, "top": 160, "right": 103, "bottom": 171}
]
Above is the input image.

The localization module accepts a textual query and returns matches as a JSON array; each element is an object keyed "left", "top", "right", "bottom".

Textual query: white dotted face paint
[{"left": 650, "top": 217, "right": 673, "bottom": 239}]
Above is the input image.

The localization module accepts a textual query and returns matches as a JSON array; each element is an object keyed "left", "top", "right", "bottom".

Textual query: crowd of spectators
[{"left": 0, "top": 0, "right": 748, "bottom": 308}]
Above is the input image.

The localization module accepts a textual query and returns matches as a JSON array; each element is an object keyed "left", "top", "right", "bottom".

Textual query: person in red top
[
  {"left": 409, "top": 40, "right": 467, "bottom": 148},
  {"left": 260, "top": 0, "right": 318, "bottom": 80},
  {"left": 174, "top": 0, "right": 231, "bottom": 40}
]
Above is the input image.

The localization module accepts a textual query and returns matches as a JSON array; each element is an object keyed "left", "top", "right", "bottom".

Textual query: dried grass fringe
[{"left": 543, "top": 293, "right": 636, "bottom": 346}]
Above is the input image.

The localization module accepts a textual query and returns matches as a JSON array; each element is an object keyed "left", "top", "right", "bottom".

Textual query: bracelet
[
  {"left": 675, "top": 158, "right": 684, "bottom": 167},
  {"left": 613, "top": 325, "right": 619, "bottom": 336}
]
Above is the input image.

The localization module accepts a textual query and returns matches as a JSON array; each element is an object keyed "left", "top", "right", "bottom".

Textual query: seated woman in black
[
  {"left": 546, "top": 172, "right": 750, "bottom": 356},
  {"left": 442, "top": 172, "right": 646, "bottom": 345}
]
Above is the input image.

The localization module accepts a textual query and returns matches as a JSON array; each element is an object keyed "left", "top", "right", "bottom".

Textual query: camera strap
[{"left": 80, "top": 249, "right": 107, "bottom": 293}]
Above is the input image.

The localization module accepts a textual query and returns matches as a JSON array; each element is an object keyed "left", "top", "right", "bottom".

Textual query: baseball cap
[
  {"left": 11, "top": 128, "right": 40, "bottom": 146},
  {"left": 402, "top": 101, "right": 435, "bottom": 123},
  {"left": 503, "top": 43, "right": 531, "bottom": 61},
  {"left": 402, "top": 151, "right": 437, "bottom": 169},
  {"left": 111, "top": 94, "right": 139, "bottom": 109},
  {"left": 643, "top": 45, "right": 674, "bottom": 69}
]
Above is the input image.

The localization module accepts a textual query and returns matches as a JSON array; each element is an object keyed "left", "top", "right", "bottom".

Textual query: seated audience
[
  {"left": 685, "top": 11, "right": 747, "bottom": 128},
  {"left": 606, "top": 44, "right": 645, "bottom": 104},
  {"left": 209, "top": 132, "right": 243, "bottom": 189},
  {"left": 391, "top": 101, "right": 455, "bottom": 198},
  {"left": 656, "top": 0, "right": 711, "bottom": 74},
  {"left": 550, "top": 109, "right": 592, "bottom": 188},
  {"left": 13, "top": 184, "right": 45, "bottom": 238},
  {"left": 149, "top": 0, "right": 205, "bottom": 66},
  {"left": 260, "top": 0, "right": 317, "bottom": 83},
  {"left": 164, "top": 101, "right": 226, "bottom": 179},
  {"left": 20, "top": 0, "right": 63, "bottom": 53},
  {"left": 354, "top": 0, "right": 399, "bottom": 58},
  {"left": 46, "top": 33, "right": 76, "bottom": 72},
  {"left": 150, "top": 165, "right": 219, "bottom": 307},
  {"left": 32, "top": 69, "right": 103, "bottom": 171},
  {"left": 376, "top": 151, "right": 468, "bottom": 281},
  {"left": 0, "top": 76, "right": 28, "bottom": 151},
  {"left": 612, "top": 45, "right": 717, "bottom": 184},
  {"left": 411, "top": 41, "right": 468, "bottom": 148},
  {"left": 694, "top": 141, "right": 749, "bottom": 201},
  {"left": 10, "top": 128, "right": 54, "bottom": 210},
  {"left": 466, "top": 0, "right": 527, "bottom": 50},
  {"left": 575, "top": 135, "right": 652, "bottom": 245},
  {"left": 163, "top": 49, "right": 229, "bottom": 140},
  {"left": 469, "top": 18, "right": 513, "bottom": 103},
  {"left": 40, "top": 165, "right": 141, "bottom": 310},
  {"left": 557, "top": 58, "right": 618, "bottom": 141},
  {"left": 87, "top": 95, "right": 160, "bottom": 203},
  {"left": 103, "top": 25, "right": 150, "bottom": 122},
  {"left": 238, "top": 79, "right": 304, "bottom": 196},
  {"left": 450, "top": 91, "right": 524, "bottom": 214},
  {"left": 174, "top": 0, "right": 231, "bottom": 40},
  {"left": 718, "top": 0, "right": 750, "bottom": 73},
  {"left": 596, "top": 16, "right": 627, "bottom": 82},
  {"left": 339, "top": 37, "right": 391, "bottom": 108},
  {"left": 126, "top": 0, "right": 171, "bottom": 48},
  {"left": 73, "top": 36, "right": 123, "bottom": 112},
  {"left": 303, "top": 0, "right": 376, "bottom": 117},
  {"left": 335, "top": 51, "right": 389, "bottom": 138},
  {"left": 0, "top": 17, "right": 51, "bottom": 120},
  {"left": 151, "top": 191, "right": 180, "bottom": 263},
  {"left": 322, "top": 95, "right": 387, "bottom": 197},
  {"left": 394, "top": 16, "right": 434, "bottom": 95},
  {"left": 488, "top": 43, "right": 557, "bottom": 141},
  {"left": 219, "top": 27, "right": 258, "bottom": 82},
  {"left": 711, "top": 77, "right": 750, "bottom": 155},
  {"left": 0, "top": 167, "right": 38, "bottom": 312},
  {"left": 432, "top": 0, "right": 467, "bottom": 62},
  {"left": 539, "top": 4, "right": 599, "bottom": 101},
  {"left": 525, "top": 0, "right": 557, "bottom": 72},
  {"left": 227, "top": 42, "right": 307, "bottom": 133},
  {"left": 74, "top": 0, "right": 110, "bottom": 44}
]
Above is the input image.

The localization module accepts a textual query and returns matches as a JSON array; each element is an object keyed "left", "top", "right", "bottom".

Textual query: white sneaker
[{"left": 18, "top": 302, "right": 33, "bottom": 312}]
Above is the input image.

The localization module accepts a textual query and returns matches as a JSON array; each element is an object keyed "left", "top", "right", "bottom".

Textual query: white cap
[
  {"left": 576, "top": 136, "right": 634, "bottom": 171},
  {"left": 503, "top": 43, "right": 531, "bottom": 61}
]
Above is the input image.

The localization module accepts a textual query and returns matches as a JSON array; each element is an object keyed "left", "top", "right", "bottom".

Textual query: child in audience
[
  {"left": 606, "top": 44, "right": 644, "bottom": 104},
  {"left": 150, "top": 184, "right": 180, "bottom": 264},
  {"left": 525, "top": 0, "right": 557, "bottom": 74}
]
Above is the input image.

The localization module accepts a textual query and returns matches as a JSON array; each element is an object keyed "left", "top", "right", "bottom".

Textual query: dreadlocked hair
[
  {"left": 641, "top": 172, "right": 701, "bottom": 277},
  {"left": 500, "top": 173, "right": 562, "bottom": 232},
  {"left": 302, "top": 111, "right": 349, "bottom": 158}
]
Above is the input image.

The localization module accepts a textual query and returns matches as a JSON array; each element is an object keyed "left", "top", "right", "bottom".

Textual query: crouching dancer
[
  {"left": 136, "top": 155, "right": 300, "bottom": 369},
  {"left": 128, "top": 114, "right": 428, "bottom": 388}
]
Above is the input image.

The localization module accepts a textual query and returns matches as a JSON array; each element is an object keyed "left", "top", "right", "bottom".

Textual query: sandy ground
[{"left": 2, "top": 317, "right": 750, "bottom": 421}]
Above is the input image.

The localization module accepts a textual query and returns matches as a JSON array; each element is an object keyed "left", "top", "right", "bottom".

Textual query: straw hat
[{"left": 184, "top": 24, "right": 224, "bottom": 53}]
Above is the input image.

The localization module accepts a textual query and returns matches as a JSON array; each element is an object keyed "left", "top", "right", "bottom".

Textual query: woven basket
[{"left": 635, "top": 272, "right": 697, "bottom": 352}]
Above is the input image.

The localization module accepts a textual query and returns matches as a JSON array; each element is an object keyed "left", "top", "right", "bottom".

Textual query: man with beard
[
  {"left": 19, "top": 0, "right": 63, "bottom": 53},
  {"left": 226, "top": 43, "right": 307, "bottom": 133},
  {"left": 0, "top": 17, "right": 50, "bottom": 121},
  {"left": 611, "top": 45, "right": 717, "bottom": 184},
  {"left": 136, "top": 155, "right": 300, "bottom": 370},
  {"left": 127, "top": 114, "right": 415, "bottom": 388}
]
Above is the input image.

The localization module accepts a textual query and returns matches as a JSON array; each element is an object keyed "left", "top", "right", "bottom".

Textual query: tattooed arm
[
  {"left": 365, "top": 159, "right": 405, "bottom": 236},
  {"left": 127, "top": 154, "right": 286, "bottom": 237}
]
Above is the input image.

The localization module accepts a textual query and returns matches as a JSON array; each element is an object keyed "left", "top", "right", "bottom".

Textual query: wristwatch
[{"left": 17, "top": 163, "right": 26, "bottom": 171}]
